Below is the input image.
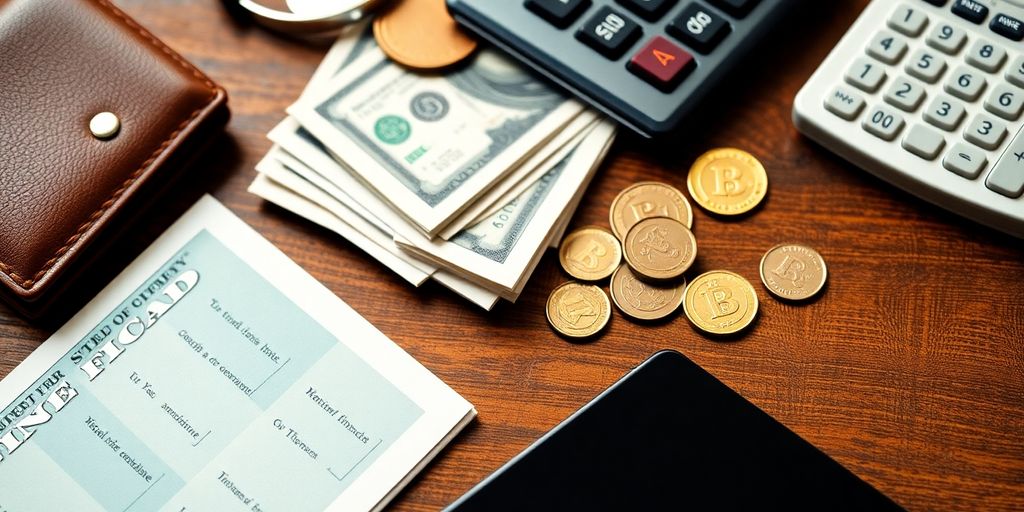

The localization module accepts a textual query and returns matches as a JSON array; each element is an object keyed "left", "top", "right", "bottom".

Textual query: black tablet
[{"left": 446, "top": 350, "right": 903, "bottom": 511}]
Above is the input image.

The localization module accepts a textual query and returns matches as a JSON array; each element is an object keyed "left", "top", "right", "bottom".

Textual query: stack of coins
[{"left": 547, "top": 148, "right": 828, "bottom": 340}]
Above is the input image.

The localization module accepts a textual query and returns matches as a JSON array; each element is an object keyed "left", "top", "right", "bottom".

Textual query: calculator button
[
  {"left": 985, "top": 127, "right": 1024, "bottom": 197},
  {"left": 628, "top": 36, "right": 695, "bottom": 91},
  {"left": 526, "top": 0, "right": 592, "bottom": 28},
  {"left": 707, "top": 0, "right": 759, "bottom": 18},
  {"left": 884, "top": 76, "right": 927, "bottom": 112},
  {"left": 964, "top": 113, "right": 1008, "bottom": 149},
  {"left": 1008, "top": 55, "right": 1024, "bottom": 89},
  {"left": 888, "top": 4, "right": 929, "bottom": 37},
  {"left": 905, "top": 48, "right": 947, "bottom": 84},
  {"left": 576, "top": 6, "right": 642, "bottom": 59},
  {"left": 863, "top": 104, "right": 906, "bottom": 141},
  {"left": 965, "top": 39, "right": 1006, "bottom": 72},
  {"left": 925, "top": 22, "right": 966, "bottom": 54},
  {"left": 922, "top": 0, "right": 947, "bottom": 6},
  {"left": 617, "top": 0, "right": 675, "bottom": 21},
  {"left": 902, "top": 124, "right": 946, "bottom": 160},
  {"left": 866, "top": 30, "right": 908, "bottom": 65},
  {"left": 990, "top": 13, "right": 1024, "bottom": 41},
  {"left": 945, "top": 65, "right": 987, "bottom": 101},
  {"left": 943, "top": 142, "right": 987, "bottom": 178},
  {"left": 951, "top": 0, "right": 988, "bottom": 24},
  {"left": 667, "top": 3, "right": 731, "bottom": 54},
  {"left": 823, "top": 84, "right": 865, "bottom": 120},
  {"left": 924, "top": 94, "right": 967, "bottom": 131},
  {"left": 984, "top": 83, "right": 1024, "bottom": 121},
  {"left": 846, "top": 57, "right": 887, "bottom": 93}
]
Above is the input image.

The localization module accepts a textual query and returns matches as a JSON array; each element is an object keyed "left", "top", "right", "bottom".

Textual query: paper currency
[{"left": 290, "top": 46, "right": 585, "bottom": 236}]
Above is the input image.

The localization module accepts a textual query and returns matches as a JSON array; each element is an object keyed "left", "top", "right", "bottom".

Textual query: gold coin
[
  {"left": 609, "top": 264, "right": 686, "bottom": 321},
  {"left": 622, "top": 217, "right": 696, "bottom": 281},
  {"left": 759, "top": 244, "right": 828, "bottom": 301},
  {"left": 545, "top": 282, "right": 611, "bottom": 339},
  {"left": 683, "top": 271, "right": 759, "bottom": 335},
  {"left": 609, "top": 182, "right": 693, "bottom": 240},
  {"left": 373, "top": 0, "right": 478, "bottom": 70},
  {"left": 559, "top": 227, "right": 622, "bottom": 281},
  {"left": 686, "top": 148, "right": 768, "bottom": 216}
]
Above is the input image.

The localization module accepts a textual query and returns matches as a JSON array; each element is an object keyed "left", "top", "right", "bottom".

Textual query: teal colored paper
[{"left": 0, "top": 230, "right": 423, "bottom": 511}]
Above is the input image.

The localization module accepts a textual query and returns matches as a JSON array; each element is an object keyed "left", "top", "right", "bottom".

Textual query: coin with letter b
[
  {"left": 683, "top": 270, "right": 758, "bottom": 335},
  {"left": 687, "top": 148, "right": 768, "bottom": 216},
  {"left": 759, "top": 244, "right": 827, "bottom": 301},
  {"left": 559, "top": 227, "right": 622, "bottom": 281}
]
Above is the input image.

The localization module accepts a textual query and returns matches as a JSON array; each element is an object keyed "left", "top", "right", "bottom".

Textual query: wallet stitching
[{"left": 0, "top": 0, "right": 220, "bottom": 291}]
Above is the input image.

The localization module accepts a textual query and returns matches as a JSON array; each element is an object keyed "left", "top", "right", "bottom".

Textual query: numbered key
[
  {"left": 986, "top": 127, "right": 1024, "bottom": 198},
  {"left": 1006, "top": 55, "right": 1024, "bottom": 89},
  {"left": 965, "top": 39, "right": 1006, "bottom": 72},
  {"left": 824, "top": 84, "right": 865, "bottom": 120},
  {"left": 862, "top": 104, "right": 906, "bottom": 141},
  {"left": 866, "top": 30, "right": 908, "bottom": 65},
  {"left": 576, "top": 6, "right": 642, "bottom": 59},
  {"left": 924, "top": 94, "right": 966, "bottom": 131},
  {"left": 884, "top": 76, "right": 926, "bottom": 112},
  {"left": 905, "top": 48, "right": 947, "bottom": 84},
  {"left": 943, "top": 142, "right": 988, "bottom": 178},
  {"left": 846, "top": 57, "right": 887, "bottom": 93},
  {"left": 945, "top": 65, "right": 987, "bottom": 101},
  {"left": 985, "top": 83, "right": 1024, "bottom": 121},
  {"left": 888, "top": 4, "right": 928, "bottom": 37},
  {"left": 925, "top": 22, "right": 966, "bottom": 54},
  {"left": 902, "top": 124, "right": 946, "bottom": 160},
  {"left": 964, "top": 113, "right": 1007, "bottom": 150}
]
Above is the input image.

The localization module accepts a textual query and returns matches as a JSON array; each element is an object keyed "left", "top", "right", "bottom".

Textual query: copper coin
[
  {"left": 609, "top": 181, "right": 693, "bottom": 241},
  {"left": 373, "top": 0, "right": 478, "bottom": 70},
  {"left": 759, "top": 244, "right": 828, "bottom": 301},
  {"left": 559, "top": 227, "right": 622, "bottom": 281},
  {"left": 545, "top": 282, "right": 611, "bottom": 339},
  {"left": 609, "top": 264, "right": 686, "bottom": 321},
  {"left": 622, "top": 217, "right": 697, "bottom": 281}
]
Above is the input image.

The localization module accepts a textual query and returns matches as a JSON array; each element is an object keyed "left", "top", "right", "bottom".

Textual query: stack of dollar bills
[{"left": 249, "top": 22, "right": 617, "bottom": 310}]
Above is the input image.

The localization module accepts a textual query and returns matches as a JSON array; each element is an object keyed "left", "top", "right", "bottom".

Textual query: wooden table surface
[{"left": 2, "top": 0, "right": 1023, "bottom": 510}]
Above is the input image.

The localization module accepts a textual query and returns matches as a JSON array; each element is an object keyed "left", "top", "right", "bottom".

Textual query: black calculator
[{"left": 446, "top": 0, "right": 797, "bottom": 137}]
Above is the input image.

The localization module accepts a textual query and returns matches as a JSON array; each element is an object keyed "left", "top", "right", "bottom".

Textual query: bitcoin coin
[
  {"left": 609, "top": 182, "right": 693, "bottom": 240},
  {"left": 373, "top": 0, "right": 478, "bottom": 70},
  {"left": 609, "top": 264, "right": 686, "bottom": 321},
  {"left": 559, "top": 227, "right": 622, "bottom": 281},
  {"left": 622, "top": 217, "right": 696, "bottom": 281},
  {"left": 546, "top": 282, "right": 611, "bottom": 339},
  {"left": 683, "top": 271, "right": 759, "bottom": 335},
  {"left": 759, "top": 244, "right": 828, "bottom": 301},
  {"left": 687, "top": 148, "right": 768, "bottom": 216}
]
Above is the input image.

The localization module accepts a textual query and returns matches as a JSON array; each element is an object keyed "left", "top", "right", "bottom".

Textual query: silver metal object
[
  {"left": 237, "top": 0, "right": 389, "bottom": 39},
  {"left": 89, "top": 112, "right": 120, "bottom": 140}
]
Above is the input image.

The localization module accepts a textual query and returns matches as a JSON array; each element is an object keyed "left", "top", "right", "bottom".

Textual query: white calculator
[{"left": 794, "top": 0, "right": 1024, "bottom": 238}]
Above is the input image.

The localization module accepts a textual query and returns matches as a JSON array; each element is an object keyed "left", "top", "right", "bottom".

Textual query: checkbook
[{"left": 0, "top": 196, "right": 475, "bottom": 512}]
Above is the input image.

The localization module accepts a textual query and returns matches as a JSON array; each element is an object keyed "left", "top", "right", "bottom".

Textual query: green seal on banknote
[{"left": 374, "top": 115, "right": 411, "bottom": 145}]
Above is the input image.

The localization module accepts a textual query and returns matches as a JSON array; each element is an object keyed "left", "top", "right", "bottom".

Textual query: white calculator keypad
[{"left": 793, "top": 0, "right": 1024, "bottom": 238}]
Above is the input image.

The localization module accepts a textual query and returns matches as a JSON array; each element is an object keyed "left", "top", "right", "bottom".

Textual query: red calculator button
[{"left": 627, "top": 36, "right": 695, "bottom": 91}]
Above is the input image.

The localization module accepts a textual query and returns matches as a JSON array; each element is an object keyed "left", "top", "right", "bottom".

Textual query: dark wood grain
[{"left": 2, "top": 1, "right": 1023, "bottom": 510}]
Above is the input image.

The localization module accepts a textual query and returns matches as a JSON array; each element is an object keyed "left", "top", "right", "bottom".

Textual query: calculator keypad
[{"left": 577, "top": 6, "right": 643, "bottom": 59}]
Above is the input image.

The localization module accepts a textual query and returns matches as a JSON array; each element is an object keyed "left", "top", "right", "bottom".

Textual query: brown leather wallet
[{"left": 0, "top": 0, "right": 228, "bottom": 317}]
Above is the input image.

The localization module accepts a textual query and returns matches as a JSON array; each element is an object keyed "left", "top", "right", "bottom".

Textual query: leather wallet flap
[{"left": 0, "top": 0, "right": 227, "bottom": 303}]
